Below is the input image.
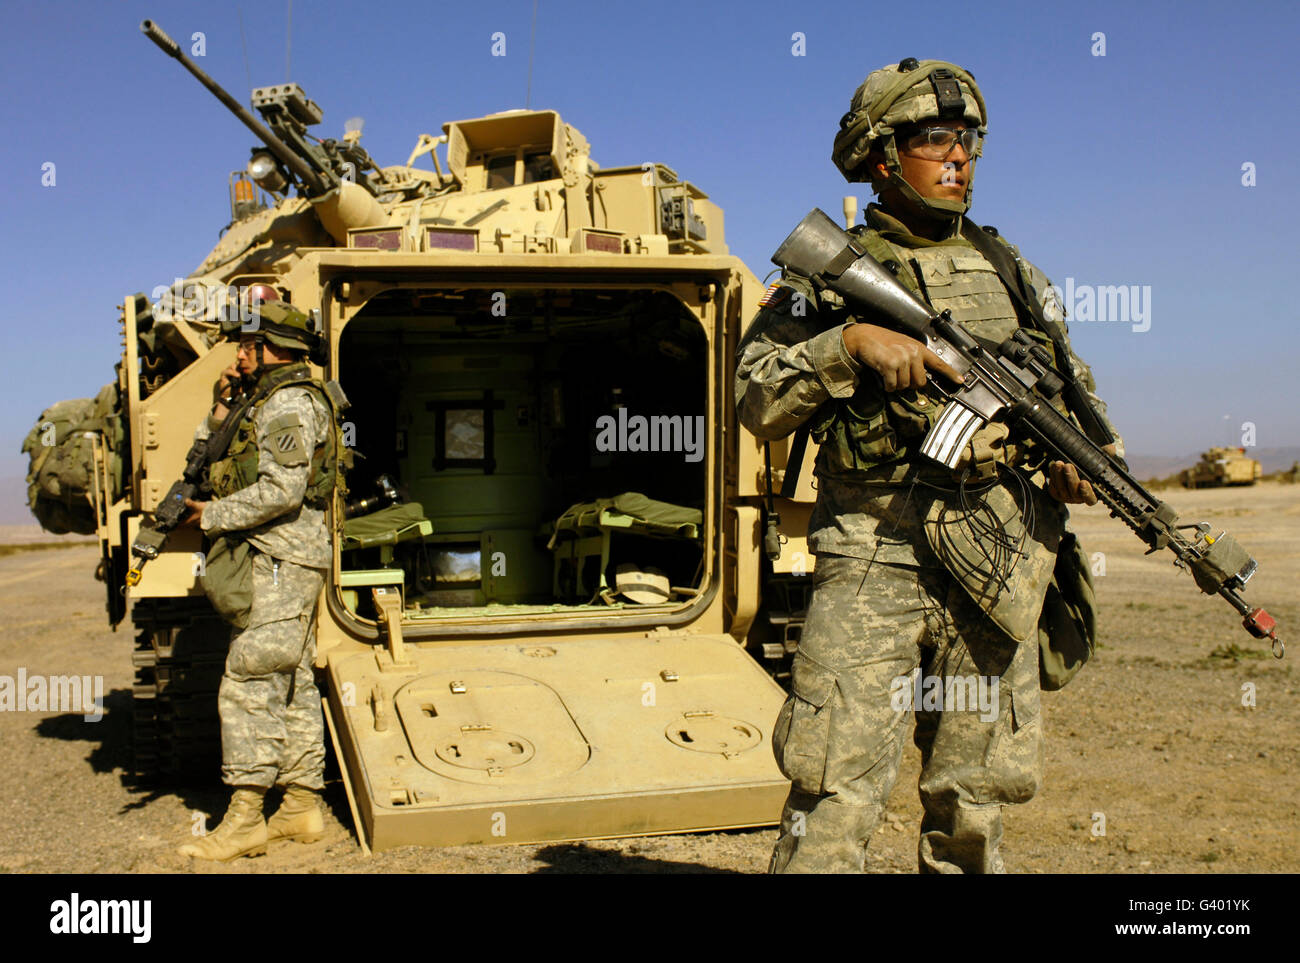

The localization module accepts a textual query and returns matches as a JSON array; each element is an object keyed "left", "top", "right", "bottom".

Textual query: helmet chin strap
[
  {"left": 249, "top": 338, "right": 286, "bottom": 383},
  {"left": 875, "top": 136, "right": 974, "bottom": 223},
  {"left": 245, "top": 338, "right": 272, "bottom": 383}
]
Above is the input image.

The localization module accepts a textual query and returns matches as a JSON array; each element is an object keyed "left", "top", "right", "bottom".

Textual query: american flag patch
[{"left": 758, "top": 283, "right": 790, "bottom": 307}]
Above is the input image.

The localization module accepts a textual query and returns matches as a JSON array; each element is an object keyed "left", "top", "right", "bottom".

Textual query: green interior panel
[{"left": 337, "top": 286, "right": 709, "bottom": 615}]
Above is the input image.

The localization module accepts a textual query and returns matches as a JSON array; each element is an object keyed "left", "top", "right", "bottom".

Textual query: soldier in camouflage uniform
[
  {"left": 178, "top": 299, "right": 335, "bottom": 861},
  {"left": 735, "top": 59, "right": 1123, "bottom": 873}
]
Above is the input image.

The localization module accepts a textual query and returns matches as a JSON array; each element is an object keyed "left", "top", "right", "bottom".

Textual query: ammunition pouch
[
  {"left": 810, "top": 383, "right": 944, "bottom": 476},
  {"left": 209, "top": 419, "right": 260, "bottom": 499},
  {"left": 812, "top": 381, "right": 1038, "bottom": 483}
]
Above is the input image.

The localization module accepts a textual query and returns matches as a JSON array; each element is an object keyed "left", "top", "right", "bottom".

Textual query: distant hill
[{"left": 0, "top": 475, "right": 31, "bottom": 525}]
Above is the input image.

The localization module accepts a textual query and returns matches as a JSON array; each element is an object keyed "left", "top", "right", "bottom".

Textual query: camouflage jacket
[
  {"left": 735, "top": 204, "right": 1123, "bottom": 640},
  {"left": 197, "top": 372, "right": 332, "bottom": 570}
]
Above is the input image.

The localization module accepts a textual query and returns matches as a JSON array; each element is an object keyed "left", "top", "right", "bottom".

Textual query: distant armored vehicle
[{"left": 1179, "top": 447, "right": 1262, "bottom": 488}]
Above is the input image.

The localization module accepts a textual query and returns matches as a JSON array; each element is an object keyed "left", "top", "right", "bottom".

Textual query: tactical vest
[
  {"left": 207, "top": 364, "right": 343, "bottom": 506},
  {"left": 808, "top": 226, "right": 1063, "bottom": 482}
]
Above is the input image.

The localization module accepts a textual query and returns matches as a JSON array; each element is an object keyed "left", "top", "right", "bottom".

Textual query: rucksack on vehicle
[{"left": 22, "top": 382, "right": 125, "bottom": 535}]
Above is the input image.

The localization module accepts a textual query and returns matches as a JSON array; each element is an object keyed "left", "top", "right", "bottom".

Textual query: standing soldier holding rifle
[
  {"left": 735, "top": 59, "right": 1124, "bottom": 874},
  {"left": 175, "top": 295, "right": 338, "bottom": 861}
]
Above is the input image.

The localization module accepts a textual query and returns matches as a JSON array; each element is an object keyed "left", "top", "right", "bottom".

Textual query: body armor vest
[
  {"left": 809, "top": 226, "right": 1061, "bottom": 482},
  {"left": 803, "top": 225, "right": 1074, "bottom": 642},
  {"left": 207, "top": 364, "right": 341, "bottom": 505}
]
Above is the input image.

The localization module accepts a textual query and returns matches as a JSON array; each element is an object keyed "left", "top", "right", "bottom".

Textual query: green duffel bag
[{"left": 201, "top": 535, "right": 254, "bottom": 629}]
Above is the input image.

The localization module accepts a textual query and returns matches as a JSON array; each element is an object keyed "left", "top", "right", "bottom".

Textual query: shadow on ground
[
  {"left": 34, "top": 687, "right": 133, "bottom": 774},
  {"left": 531, "top": 842, "right": 742, "bottom": 874}
]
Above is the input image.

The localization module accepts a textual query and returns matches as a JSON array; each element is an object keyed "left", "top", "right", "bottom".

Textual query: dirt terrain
[{"left": 1, "top": 483, "right": 1296, "bottom": 874}]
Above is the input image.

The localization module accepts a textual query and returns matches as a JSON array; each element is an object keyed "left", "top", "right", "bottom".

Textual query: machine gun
[
  {"left": 772, "top": 208, "right": 1283, "bottom": 656},
  {"left": 140, "top": 19, "right": 393, "bottom": 202}
]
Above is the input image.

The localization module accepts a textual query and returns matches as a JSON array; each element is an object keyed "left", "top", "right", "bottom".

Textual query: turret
[{"left": 141, "top": 19, "right": 386, "bottom": 242}]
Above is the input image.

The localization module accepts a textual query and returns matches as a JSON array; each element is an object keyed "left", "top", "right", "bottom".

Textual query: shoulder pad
[
  {"left": 987, "top": 228, "right": 1023, "bottom": 260},
  {"left": 323, "top": 379, "right": 350, "bottom": 415}
]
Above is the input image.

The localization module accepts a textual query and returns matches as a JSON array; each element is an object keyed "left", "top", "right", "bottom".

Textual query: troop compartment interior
[{"left": 333, "top": 283, "right": 713, "bottom": 625}]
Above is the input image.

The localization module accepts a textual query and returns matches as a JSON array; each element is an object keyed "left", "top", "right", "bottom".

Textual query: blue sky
[{"left": 2, "top": 0, "right": 1297, "bottom": 509}]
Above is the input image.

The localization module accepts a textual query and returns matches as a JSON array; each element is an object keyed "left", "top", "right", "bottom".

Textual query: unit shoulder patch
[{"left": 263, "top": 411, "right": 307, "bottom": 467}]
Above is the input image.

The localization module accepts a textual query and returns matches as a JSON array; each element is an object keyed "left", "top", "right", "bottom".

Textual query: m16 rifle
[
  {"left": 126, "top": 377, "right": 256, "bottom": 586},
  {"left": 772, "top": 208, "right": 1283, "bottom": 657}
]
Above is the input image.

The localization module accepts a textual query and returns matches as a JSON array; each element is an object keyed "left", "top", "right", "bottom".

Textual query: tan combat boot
[
  {"left": 267, "top": 785, "right": 324, "bottom": 844},
  {"left": 178, "top": 787, "right": 268, "bottom": 861}
]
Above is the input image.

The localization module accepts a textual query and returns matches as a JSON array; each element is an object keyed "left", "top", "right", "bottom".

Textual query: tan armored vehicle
[
  {"left": 1179, "top": 447, "right": 1261, "bottom": 488},
  {"left": 20, "top": 21, "right": 807, "bottom": 852}
]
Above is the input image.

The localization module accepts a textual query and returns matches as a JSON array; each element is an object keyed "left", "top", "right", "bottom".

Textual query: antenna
[
  {"left": 525, "top": 0, "right": 538, "bottom": 108},
  {"left": 238, "top": 5, "right": 252, "bottom": 97},
  {"left": 285, "top": 0, "right": 293, "bottom": 82}
]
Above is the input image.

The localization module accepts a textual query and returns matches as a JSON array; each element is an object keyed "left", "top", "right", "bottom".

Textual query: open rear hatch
[
  {"left": 325, "top": 631, "right": 787, "bottom": 850},
  {"left": 323, "top": 273, "right": 787, "bottom": 849}
]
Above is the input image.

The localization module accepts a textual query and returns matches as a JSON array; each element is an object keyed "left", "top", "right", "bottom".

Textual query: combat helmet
[
  {"left": 220, "top": 287, "right": 323, "bottom": 363},
  {"left": 251, "top": 301, "right": 321, "bottom": 356},
  {"left": 832, "top": 58, "right": 987, "bottom": 220}
]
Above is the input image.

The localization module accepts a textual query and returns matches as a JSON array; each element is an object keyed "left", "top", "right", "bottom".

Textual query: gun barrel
[{"left": 139, "top": 19, "right": 332, "bottom": 195}]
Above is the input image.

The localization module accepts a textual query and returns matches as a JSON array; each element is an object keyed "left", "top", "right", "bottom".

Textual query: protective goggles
[{"left": 901, "top": 127, "right": 983, "bottom": 160}]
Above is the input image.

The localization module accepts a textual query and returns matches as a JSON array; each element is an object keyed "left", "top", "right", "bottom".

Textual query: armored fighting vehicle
[
  {"left": 21, "top": 21, "right": 809, "bottom": 851},
  {"left": 1179, "top": 447, "right": 1262, "bottom": 488}
]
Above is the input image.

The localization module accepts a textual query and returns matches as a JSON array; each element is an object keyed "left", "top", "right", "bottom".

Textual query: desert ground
[{"left": 1, "top": 482, "right": 1296, "bottom": 874}]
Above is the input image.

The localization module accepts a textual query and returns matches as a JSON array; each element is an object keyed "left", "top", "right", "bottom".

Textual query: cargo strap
[{"left": 959, "top": 220, "right": 1115, "bottom": 448}]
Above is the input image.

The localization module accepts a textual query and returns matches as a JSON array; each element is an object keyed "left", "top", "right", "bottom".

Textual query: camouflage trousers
[
  {"left": 769, "top": 553, "right": 1043, "bottom": 874},
  {"left": 219, "top": 550, "right": 326, "bottom": 791}
]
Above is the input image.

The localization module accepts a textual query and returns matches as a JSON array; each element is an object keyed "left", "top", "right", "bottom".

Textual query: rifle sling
[
  {"left": 959, "top": 220, "right": 1115, "bottom": 446},
  {"left": 205, "top": 363, "right": 314, "bottom": 466},
  {"left": 778, "top": 425, "right": 811, "bottom": 499}
]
